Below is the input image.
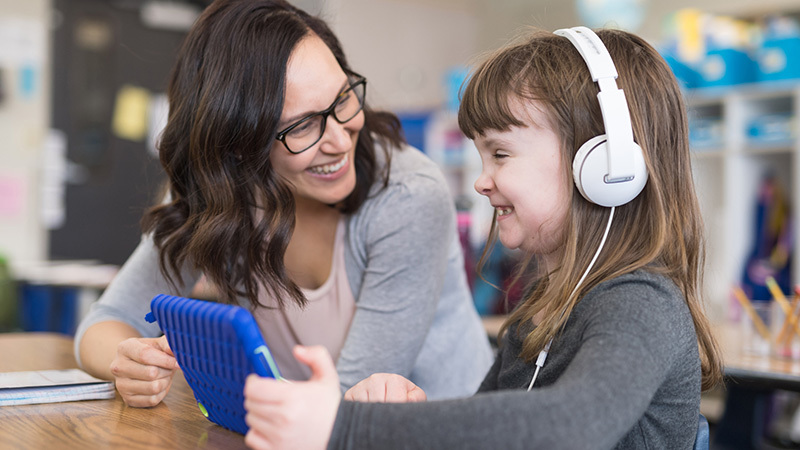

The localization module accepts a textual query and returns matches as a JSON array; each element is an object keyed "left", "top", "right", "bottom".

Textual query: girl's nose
[{"left": 474, "top": 172, "right": 493, "bottom": 196}]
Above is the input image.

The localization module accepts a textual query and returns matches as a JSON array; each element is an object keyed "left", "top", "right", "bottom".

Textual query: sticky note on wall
[
  {"left": 0, "top": 174, "right": 25, "bottom": 218},
  {"left": 112, "top": 84, "right": 151, "bottom": 141}
]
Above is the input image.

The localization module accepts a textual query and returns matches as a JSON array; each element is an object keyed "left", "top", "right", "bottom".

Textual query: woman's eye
[
  {"left": 289, "top": 120, "right": 315, "bottom": 137},
  {"left": 493, "top": 152, "right": 508, "bottom": 159},
  {"left": 335, "top": 92, "right": 352, "bottom": 111}
]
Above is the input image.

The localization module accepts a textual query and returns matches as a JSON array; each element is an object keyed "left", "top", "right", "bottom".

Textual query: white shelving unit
[{"left": 686, "top": 81, "right": 800, "bottom": 321}]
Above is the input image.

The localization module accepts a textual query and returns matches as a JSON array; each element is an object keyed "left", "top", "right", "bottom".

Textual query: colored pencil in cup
[
  {"left": 766, "top": 277, "right": 800, "bottom": 341},
  {"left": 731, "top": 285, "right": 771, "bottom": 341},
  {"left": 776, "top": 290, "right": 800, "bottom": 346}
]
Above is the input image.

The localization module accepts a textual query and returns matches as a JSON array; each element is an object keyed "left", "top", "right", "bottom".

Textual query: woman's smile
[{"left": 307, "top": 154, "right": 350, "bottom": 178}]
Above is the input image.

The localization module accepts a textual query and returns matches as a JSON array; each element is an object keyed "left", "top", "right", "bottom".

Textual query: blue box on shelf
[
  {"left": 663, "top": 53, "right": 700, "bottom": 90},
  {"left": 689, "top": 116, "right": 724, "bottom": 149},
  {"left": 397, "top": 112, "right": 431, "bottom": 154},
  {"left": 746, "top": 113, "right": 794, "bottom": 144},
  {"left": 698, "top": 48, "right": 757, "bottom": 88},
  {"left": 19, "top": 283, "right": 79, "bottom": 335},
  {"left": 757, "top": 37, "right": 800, "bottom": 82}
]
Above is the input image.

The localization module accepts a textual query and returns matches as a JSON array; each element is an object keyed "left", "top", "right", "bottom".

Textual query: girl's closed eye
[{"left": 493, "top": 151, "right": 509, "bottom": 160}]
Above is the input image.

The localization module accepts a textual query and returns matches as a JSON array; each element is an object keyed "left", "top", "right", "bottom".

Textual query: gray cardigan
[
  {"left": 329, "top": 270, "right": 702, "bottom": 449},
  {"left": 74, "top": 143, "right": 493, "bottom": 400}
]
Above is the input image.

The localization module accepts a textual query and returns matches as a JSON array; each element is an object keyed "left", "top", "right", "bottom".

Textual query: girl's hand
[
  {"left": 344, "top": 373, "right": 427, "bottom": 403},
  {"left": 110, "top": 335, "right": 179, "bottom": 407},
  {"left": 244, "top": 346, "right": 341, "bottom": 450}
]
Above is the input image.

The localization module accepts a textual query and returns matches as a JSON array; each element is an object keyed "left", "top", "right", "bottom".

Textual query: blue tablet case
[{"left": 144, "top": 294, "right": 281, "bottom": 435}]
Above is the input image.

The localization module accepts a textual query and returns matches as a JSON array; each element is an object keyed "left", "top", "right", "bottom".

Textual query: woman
[{"left": 74, "top": 0, "right": 492, "bottom": 407}]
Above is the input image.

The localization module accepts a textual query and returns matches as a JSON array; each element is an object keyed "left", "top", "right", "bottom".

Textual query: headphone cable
[{"left": 527, "top": 206, "right": 616, "bottom": 391}]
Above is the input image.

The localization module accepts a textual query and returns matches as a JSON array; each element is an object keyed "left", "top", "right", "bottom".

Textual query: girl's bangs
[{"left": 458, "top": 55, "right": 528, "bottom": 140}]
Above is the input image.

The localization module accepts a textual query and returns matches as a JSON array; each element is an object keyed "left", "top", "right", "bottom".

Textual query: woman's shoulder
[
  {"left": 346, "top": 142, "right": 456, "bottom": 244},
  {"left": 355, "top": 142, "right": 453, "bottom": 214},
  {"left": 375, "top": 141, "right": 449, "bottom": 191}
]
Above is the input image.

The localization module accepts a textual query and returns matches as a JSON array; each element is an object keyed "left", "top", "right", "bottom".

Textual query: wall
[
  {"left": 330, "top": 0, "right": 479, "bottom": 111},
  {"left": 0, "top": 0, "right": 51, "bottom": 264},
  {"left": 2, "top": 0, "right": 800, "bottom": 268}
]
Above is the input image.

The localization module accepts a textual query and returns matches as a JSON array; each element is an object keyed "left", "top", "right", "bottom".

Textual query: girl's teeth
[
  {"left": 497, "top": 207, "right": 512, "bottom": 216},
  {"left": 309, "top": 155, "right": 347, "bottom": 174}
]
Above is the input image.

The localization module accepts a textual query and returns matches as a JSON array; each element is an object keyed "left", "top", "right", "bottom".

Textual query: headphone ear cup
[{"left": 572, "top": 135, "right": 648, "bottom": 207}]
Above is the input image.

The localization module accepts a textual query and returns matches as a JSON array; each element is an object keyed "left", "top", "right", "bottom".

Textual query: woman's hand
[
  {"left": 109, "top": 335, "right": 178, "bottom": 407},
  {"left": 244, "top": 346, "right": 341, "bottom": 450},
  {"left": 344, "top": 373, "right": 427, "bottom": 403}
]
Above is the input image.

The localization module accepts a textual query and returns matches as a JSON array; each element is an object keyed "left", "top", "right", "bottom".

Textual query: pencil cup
[
  {"left": 771, "top": 300, "right": 800, "bottom": 360},
  {"left": 741, "top": 301, "right": 772, "bottom": 356}
]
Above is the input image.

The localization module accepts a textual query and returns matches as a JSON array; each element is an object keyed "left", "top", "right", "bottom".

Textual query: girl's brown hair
[
  {"left": 141, "top": 0, "right": 404, "bottom": 309},
  {"left": 458, "top": 28, "right": 723, "bottom": 391}
]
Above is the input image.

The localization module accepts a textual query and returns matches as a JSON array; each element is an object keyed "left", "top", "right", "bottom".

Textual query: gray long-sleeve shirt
[
  {"left": 74, "top": 143, "right": 493, "bottom": 400},
  {"left": 329, "top": 270, "right": 702, "bottom": 449}
]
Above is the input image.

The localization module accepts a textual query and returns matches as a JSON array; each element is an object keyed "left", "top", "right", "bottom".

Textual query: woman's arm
[
  {"left": 74, "top": 235, "right": 200, "bottom": 365},
  {"left": 78, "top": 320, "right": 142, "bottom": 379},
  {"left": 73, "top": 235, "right": 199, "bottom": 406},
  {"left": 336, "top": 171, "right": 455, "bottom": 391}
]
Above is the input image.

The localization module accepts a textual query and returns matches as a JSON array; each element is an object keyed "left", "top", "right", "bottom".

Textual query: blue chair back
[{"left": 694, "top": 414, "right": 709, "bottom": 450}]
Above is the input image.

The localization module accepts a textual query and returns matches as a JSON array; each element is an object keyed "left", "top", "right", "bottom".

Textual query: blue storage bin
[
  {"left": 689, "top": 116, "right": 724, "bottom": 149},
  {"left": 397, "top": 112, "right": 431, "bottom": 153},
  {"left": 757, "top": 37, "right": 800, "bottom": 82},
  {"left": 747, "top": 113, "right": 794, "bottom": 143},
  {"left": 19, "top": 283, "right": 79, "bottom": 335},
  {"left": 698, "top": 48, "right": 757, "bottom": 88},
  {"left": 663, "top": 54, "right": 700, "bottom": 90}
]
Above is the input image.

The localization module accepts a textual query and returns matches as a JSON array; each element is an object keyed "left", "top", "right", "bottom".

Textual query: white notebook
[{"left": 0, "top": 369, "right": 115, "bottom": 406}]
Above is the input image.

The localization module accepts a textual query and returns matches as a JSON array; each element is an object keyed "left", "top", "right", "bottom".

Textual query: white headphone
[
  {"left": 554, "top": 26, "right": 647, "bottom": 207},
  {"left": 526, "top": 27, "right": 648, "bottom": 392}
]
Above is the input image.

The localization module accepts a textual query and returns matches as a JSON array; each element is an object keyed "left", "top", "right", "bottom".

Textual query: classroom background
[{"left": 2, "top": 0, "right": 800, "bottom": 448}]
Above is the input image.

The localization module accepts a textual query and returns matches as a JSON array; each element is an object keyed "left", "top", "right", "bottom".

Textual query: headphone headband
[
  {"left": 553, "top": 27, "right": 618, "bottom": 83},
  {"left": 554, "top": 26, "right": 637, "bottom": 182}
]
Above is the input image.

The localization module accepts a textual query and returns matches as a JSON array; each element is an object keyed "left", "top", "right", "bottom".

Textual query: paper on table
[{"left": 0, "top": 369, "right": 115, "bottom": 406}]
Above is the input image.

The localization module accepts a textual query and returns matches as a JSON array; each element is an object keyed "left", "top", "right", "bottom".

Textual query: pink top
[{"left": 252, "top": 218, "right": 356, "bottom": 380}]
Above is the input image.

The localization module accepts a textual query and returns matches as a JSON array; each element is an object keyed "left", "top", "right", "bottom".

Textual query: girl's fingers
[{"left": 293, "top": 346, "right": 337, "bottom": 383}]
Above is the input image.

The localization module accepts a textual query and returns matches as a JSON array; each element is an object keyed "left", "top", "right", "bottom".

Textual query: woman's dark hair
[{"left": 142, "top": 0, "right": 404, "bottom": 309}]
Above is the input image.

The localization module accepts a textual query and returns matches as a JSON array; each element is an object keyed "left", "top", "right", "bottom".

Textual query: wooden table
[
  {"left": 0, "top": 333, "right": 248, "bottom": 449},
  {"left": 482, "top": 315, "right": 800, "bottom": 390},
  {"left": 714, "top": 322, "right": 800, "bottom": 391}
]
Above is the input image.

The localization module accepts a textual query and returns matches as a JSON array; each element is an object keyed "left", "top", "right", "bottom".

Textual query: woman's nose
[{"left": 319, "top": 115, "right": 352, "bottom": 154}]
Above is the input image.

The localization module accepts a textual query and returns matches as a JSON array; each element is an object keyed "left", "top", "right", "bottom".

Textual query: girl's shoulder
[{"left": 578, "top": 270, "right": 691, "bottom": 327}]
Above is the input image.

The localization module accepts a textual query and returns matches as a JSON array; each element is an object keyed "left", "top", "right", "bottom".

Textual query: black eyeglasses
[{"left": 275, "top": 74, "right": 367, "bottom": 154}]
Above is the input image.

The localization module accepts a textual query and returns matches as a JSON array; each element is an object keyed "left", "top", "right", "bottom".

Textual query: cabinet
[{"left": 687, "top": 81, "right": 800, "bottom": 321}]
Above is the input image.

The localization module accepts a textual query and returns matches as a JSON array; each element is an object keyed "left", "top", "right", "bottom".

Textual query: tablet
[{"left": 144, "top": 294, "right": 282, "bottom": 435}]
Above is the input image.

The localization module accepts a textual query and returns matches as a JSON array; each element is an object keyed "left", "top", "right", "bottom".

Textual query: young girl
[
  {"left": 74, "top": 0, "right": 492, "bottom": 407},
  {"left": 242, "top": 27, "right": 723, "bottom": 449}
]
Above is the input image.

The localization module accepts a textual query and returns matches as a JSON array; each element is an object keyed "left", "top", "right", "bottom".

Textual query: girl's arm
[{"left": 328, "top": 279, "right": 697, "bottom": 449}]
